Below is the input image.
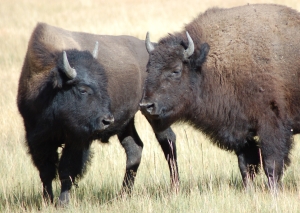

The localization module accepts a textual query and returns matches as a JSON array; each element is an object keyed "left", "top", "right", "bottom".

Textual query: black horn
[
  {"left": 183, "top": 31, "right": 194, "bottom": 60},
  {"left": 63, "top": 51, "right": 77, "bottom": 79},
  {"left": 145, "top": 32, "right": 155, "bottom": 53}
]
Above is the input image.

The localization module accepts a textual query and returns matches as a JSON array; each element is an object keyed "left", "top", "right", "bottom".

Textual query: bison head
[
  {"left": 140, "top": 32, "right": 209, "bottom": 131},
  {"left": 49, "top": 46, "right": 114, "bottom": 142}
]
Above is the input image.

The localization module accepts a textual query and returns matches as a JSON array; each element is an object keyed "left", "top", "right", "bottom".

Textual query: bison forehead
[
  {"left": 56, "top": 50, "right": 108, "bottom": 87},
  {"left": 149, "top": 45, "right": 184, "bottom": 69}
]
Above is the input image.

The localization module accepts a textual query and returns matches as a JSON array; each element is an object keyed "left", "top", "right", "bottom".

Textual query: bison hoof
[{"left": 56, "top": 191, "right": 70, "bottom": 207}]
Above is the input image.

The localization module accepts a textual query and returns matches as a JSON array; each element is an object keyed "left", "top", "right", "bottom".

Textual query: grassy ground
[{"left": 1, "top": 0, "right": 300, "bottom": 212}]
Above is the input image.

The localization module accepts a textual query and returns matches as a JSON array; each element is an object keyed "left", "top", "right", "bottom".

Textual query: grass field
[{"left": 1, "top": 0, "right": 300, "bottom": 212}]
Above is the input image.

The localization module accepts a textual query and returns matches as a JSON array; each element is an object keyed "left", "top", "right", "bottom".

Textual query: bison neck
[{"left": 183, "top": 70, "right": 253, "bottom": 151}]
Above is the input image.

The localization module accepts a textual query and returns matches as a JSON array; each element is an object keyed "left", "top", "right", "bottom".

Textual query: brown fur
[
  {"left": 18, "top": 23, "right": 179, "bottom": 204},
  {"left": 18, "top": 23, "right": 148, "bottom": 121},
  {"left": 146, "top": 4, "right": 300, "bottom": 147},
  {"left": 185, "top": 4, "right": 300, "bottom": 134},
  {"left": 141, "top": 4, "right": 300, "bottom": 188}
]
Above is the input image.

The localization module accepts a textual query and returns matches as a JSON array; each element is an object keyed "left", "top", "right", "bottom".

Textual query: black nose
[
  {"left": 139, "top": 102, "right": 155, "bottom": 114},
  {"left": 101, "top": 114, "right": 114, "bottom": 129}
]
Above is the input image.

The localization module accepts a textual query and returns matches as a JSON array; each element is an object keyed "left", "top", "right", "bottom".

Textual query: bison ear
[
  {"left": 195, "top": 43, "right": 210, "bottom": 68},
  {"left": 51, "top": 67, "right": 63, "bottom": 89}
]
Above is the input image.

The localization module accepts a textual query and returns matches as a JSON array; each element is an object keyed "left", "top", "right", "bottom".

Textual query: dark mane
[{"left": 158, "top": 33, "right": 185, "bottom": 47}]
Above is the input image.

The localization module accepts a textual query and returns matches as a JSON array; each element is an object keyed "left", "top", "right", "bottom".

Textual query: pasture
[{"left": 1, "top": 0, "right": 300, "bottom": 212}]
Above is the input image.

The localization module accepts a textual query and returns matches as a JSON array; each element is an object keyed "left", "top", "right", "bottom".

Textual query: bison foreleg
[
  {"left": 235, "top": 138, "right": 260, "bottom": 188},
  {"left": 57, "top": 144, "right": 92, "bottom": 206},
  {"left": 154, "top": 127, "right": 179, "bottom": 192},
  {"left": 118, "top": 118, "right": 143, "bottom": 194},
  {"left": 26, "top": 135, "right": 59, "bottom": 203}
]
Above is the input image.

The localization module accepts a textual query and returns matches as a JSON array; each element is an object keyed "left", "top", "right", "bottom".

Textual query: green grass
[{"left": 1, "top": 0, "right": 300, "bottom": 212}]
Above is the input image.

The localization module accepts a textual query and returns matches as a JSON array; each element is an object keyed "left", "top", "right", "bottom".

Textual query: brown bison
[
  {"left": 18, "top": 23, "right": 178, "bottom": 205},
  {"left": 140, "top": 4, "right": 300, "bottom": 189}
]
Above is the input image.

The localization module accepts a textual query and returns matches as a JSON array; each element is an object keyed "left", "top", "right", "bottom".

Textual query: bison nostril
[
  {"left": 140, "top": 102, "right": 154, "bottom": 112},
  {"left": 102, "top": 115, "right": 114, "bottom": 128},
  {"left": 146, "top": 103, "right": 154, "bottom": 113},
  {"left": 102, "top": 119, "right": 110, "bottom": 126}
]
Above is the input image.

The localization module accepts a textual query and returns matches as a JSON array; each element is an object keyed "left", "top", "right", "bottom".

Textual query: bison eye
[
  {"left": 79, "top": 89, "right": 87, "bottom": 95},
  {"left": 78, "top": 86, "right": 91, "bottom": 95},
  {"left": 171, "top": 69, "right": 182, "bottom": 78},
  {"left": 79, "top": 90, "right": 87, "bottom": 95}
]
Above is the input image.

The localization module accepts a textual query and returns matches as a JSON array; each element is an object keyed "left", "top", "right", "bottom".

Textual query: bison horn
[
  {"left": 92, "top": 41, "right": 99, "bottom": 59},
  {"left": 145, "top": 32, "right": 155, "bottom": 53},
  {"left": 183, "top": 31, "right": 194, "bottom": 60},
  {"left": 63, "top": 51, "right": 77, "bottom": 79}
]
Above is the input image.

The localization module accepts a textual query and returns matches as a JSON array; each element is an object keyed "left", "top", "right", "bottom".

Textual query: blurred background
[{"left": 1, "top": 0, "right": 300, "bottom": 212}]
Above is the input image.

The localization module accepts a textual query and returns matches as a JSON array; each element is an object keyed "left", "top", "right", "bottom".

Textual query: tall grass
[{"left": 1, "top": 0, "right": 300, "bottom": 212}]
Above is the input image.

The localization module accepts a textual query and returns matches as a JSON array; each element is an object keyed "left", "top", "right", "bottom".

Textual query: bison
[
  {"left": 140, "top": 4, "right": 300, "bottom": 189},
  {"left": 18, "top": 23, "right": 178, "bottom": 205}
]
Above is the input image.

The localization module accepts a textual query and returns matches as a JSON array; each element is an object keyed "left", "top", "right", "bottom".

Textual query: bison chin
[{"left": 148, "top": 117, "right": 175, "bottom": 132}]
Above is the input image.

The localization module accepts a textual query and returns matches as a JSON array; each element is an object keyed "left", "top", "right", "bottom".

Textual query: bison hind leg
[
  {"left": 258, "top": 119, "right": 293, "bottom": 192},
  {"left": 117, "top": 118, "right": 143, "bottom": 194}
]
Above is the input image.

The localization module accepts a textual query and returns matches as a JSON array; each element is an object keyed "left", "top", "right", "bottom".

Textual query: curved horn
[
  {"left": 183, "top": 31, "right": 194, "bottom": 59},
  {"left": 63, "top": 51, "right": 77, "bottom": 79},
  {"left": 145, "top": 32, "right": 155, "bottom": 53},
  {"left": 92, "top": 41, "right": 99, "bottom": 59}
]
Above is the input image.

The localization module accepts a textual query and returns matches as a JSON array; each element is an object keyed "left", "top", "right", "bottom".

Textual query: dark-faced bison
[
  {"left": 140, "top": 4, "right": 300, "bottom": 189},
  {"left": 18, "top": 23, "right": 178, "bottom": 205}
]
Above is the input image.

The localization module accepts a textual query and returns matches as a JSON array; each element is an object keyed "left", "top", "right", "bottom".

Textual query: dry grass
[{"left": 1, "top": 0, "right": 300, "bottom": 212}]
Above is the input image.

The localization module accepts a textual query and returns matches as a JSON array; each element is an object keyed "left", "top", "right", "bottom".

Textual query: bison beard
[{"left": 141, "top": 4, "right": 300, "bottom": 190}]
